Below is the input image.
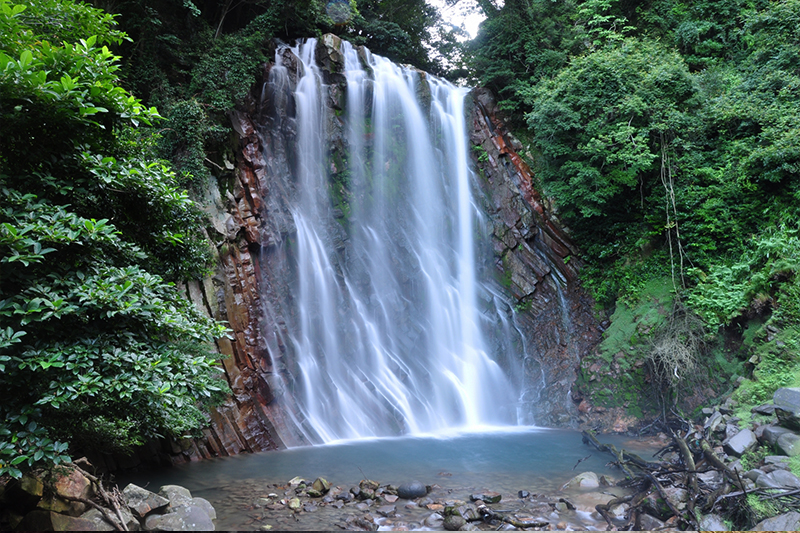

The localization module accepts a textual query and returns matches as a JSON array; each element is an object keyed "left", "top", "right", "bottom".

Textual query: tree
[{"left": 0, "top": 0, "right": 227, "bottom": 478}]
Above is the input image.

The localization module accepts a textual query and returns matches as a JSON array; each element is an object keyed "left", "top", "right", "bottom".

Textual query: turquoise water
[{"left": 119, "top": 428, "right": 657, "bottom": 530}]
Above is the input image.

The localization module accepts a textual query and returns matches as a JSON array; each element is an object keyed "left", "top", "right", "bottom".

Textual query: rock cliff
[{"left": 161, "top": 37, "right": 601, "bottom": 463}]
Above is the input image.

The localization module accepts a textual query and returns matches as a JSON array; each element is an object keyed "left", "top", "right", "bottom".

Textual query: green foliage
[
  {"left": 523, "top": 39, "right": 695, "bottom": 219},
  {"left": 0, "top": 0, "right": 228, "bottom": 478}
]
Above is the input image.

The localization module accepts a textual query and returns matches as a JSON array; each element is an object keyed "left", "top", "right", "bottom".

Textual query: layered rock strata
[{"left": 160, "top": 37, "right": 601, "bottom": 461}]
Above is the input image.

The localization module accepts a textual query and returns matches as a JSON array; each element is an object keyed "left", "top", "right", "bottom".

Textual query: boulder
[
  {"left": 562, "top": 471, "right": 600, "bottom": 489},
  {"left": 158, "top": 485, "right": 193, "bottom": 509},
  {"left": 190, "top": 497, "right": 216, "bottom": 520},
  {"left": 397, "top": 481, "right": 427, "bottom": 499},
  {"left": 723, "top": 428, "right": 757, "bottom": 457},
  {"left": 697, "top": 470, "right": 724, "bottom": 490},
  {"left": 144, "top": 503, "right": 215, "bottom": 531},
  {"left": 761, "top": 425, "right": 793, "bottom": 446},
  {"left": 774, "top": 387, "right": 800, "bottom": 430},
  {"left": 54, "top": 466, "right": 93, "bottom": 501},
  {"left": 699, "top": 513, "right": 729, "bottom": 531},
  {"left": 755, "top": 469, "right": 800, "bottom": 489},
  {"left": 752, "top": 511, "right": 800, "bottom": 531},
  {"left": 777, "top": 432, "right": 800, "bottom": 456},
  {"left": 123, "top": 483, "right": 170, "bottom": 518}
]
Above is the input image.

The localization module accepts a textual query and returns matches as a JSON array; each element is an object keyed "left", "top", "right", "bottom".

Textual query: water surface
[{"left": 120, "top": 428, "right": 657, "bottom": 530}]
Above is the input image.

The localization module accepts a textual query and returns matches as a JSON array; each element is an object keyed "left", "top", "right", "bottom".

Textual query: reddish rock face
[{"left": 177, "top": 44, "right": 601, "bottom": 462}]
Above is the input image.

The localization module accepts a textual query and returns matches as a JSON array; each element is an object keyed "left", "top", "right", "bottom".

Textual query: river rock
[
  {"left": 123, "top": 483, "right": 170, "bottom": 518},
  {"left": 699, "top": 513, "right": 729, "bottom": 531},
  {"left": 288, "top": 497, "right": 302, "bottom": 510},
  {"left": 752, "top": 511, "right": 800, "bottom": 531},
  {"left": 81, "top": 507, "right": 140, "bottom": 531},
  {"left": 723, "top": 428, "right": 757, "bottom": 457},
  {"left": 777, "top": 431, "right": 800, "bottom": 456},
  {"left": 312, "top": 477, "right": 331, "bottom": 494},
  {"left": 774, "top": 387, "right": 800, "bottom": 430},
  {"left": 752, "top": 403, "right": 777, "bottom": 415},
  {"left": 518, "top": 490, "right": 530, "bottom": 498},
  {"left": 563, "top": 471, "right": 599, "bottom": 489},
  {"left": 424, "top": 512, "right": 444, "bottom": 527},
  {"left": 17, "top": 509, "right": 117, "bottom": 532},
  {"left": 377, "top": 504, "right": 396, "bottom": 517},
  {"left": 443, "top": 514, "right": 466, "bottom": 531},
  {"left": 470, "top": 491, "right": 501, "bottom": 504},
  {"left": 639, "top": 513, "right": 666, "bottom": 530},
  {"left": 397, "top": 481, "right": 427, "bottom": 499}
]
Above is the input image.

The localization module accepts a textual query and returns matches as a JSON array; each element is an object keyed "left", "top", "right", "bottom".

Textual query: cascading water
[{"left": 275, "top": 39, "right": 525, "bottom": 443}]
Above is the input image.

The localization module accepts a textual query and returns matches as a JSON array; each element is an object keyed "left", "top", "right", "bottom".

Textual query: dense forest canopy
[{"left": 1, "top": 0, "right": 799, "bottom": 486}]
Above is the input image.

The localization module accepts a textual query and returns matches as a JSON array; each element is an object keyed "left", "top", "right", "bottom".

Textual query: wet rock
[
  {"left": 376, "top": 504, "right": 396, "bottom": 517},
  {"left": 313, "top": 477, "right": 331, "bottom": 494},
  {"left": 303, "top": 503, "right": 318, "bottom": 512},
  {"left": 81, "top": 507, "right": 140, "bottom": 531},
  {"left": 424, "top": 512, "right": 444, "bottom": 527},
  {"left": 752, "top": 511, "right": 800, "bottom": 531},
  {"left": 427, "top": 503, "right": 444, "bottom": 512},
  {"left": 288, "top": 497, "right": 302, "bottom": 510},
  {"left": 359, "top": 479, "right": 380, "bottom": 491},
  {"left": 777, "top": 432, "right": 800, "bottom": 456},
  {"left": 699, "top": 513, "right": 729, "bottom": 531},
  {"left": 383, "top": 494, "right": 398, "bottom": 503},
  {"left": 397, "top": 481, "right": 427, "bottom": 499},
  {"left": 123, "top": 483, "right": 170, "bottom": 518},
  {"left": 724, "top": 428, "right": 757, "bottom": 457},
  {"left": 18, "top": 509, "right": 117, "bottom": 532},
  {"left": 443, "top": 514, "right": 466, "bottom": 531},
  {"left": 356, "top": 502, "right": 371, "bottom": 511},
  {"left": 518, "top": 490, "right": 530, "bottom": 498},
  {"left": 562, "top": 471, "right": 599, "bottom": 489},
  {"left": 470, "top": 491, "right": 501, "bottom": 504}
]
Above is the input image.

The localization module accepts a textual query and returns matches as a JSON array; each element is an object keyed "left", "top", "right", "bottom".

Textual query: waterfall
[{"left": 275, "top": 39, "right": 522, "bottom": 443}]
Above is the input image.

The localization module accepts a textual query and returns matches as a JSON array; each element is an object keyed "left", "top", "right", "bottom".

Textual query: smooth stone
[
  {"left": 518, "top": 490, "right": 530, "bottom": 498},
  {"left": 383, "top": 494, "right": 398, "bottom": 503},
  {"left": 424, "top": 512, "right": 444, "bottom": 527},
  {"left": 563, "top": 471, "right": 599, "bottom": 489},
  {"left": 752, "top": 511, "right": 800, "bottom": 531},
  {"left": 765, "top": 455, "right": 791, "bottom": 466},
  {"left": 303, "top": 503, "right": 317, "bottom": 512},
  {"left": 288, "top": 497, "right": 301, "bottom": 510},
  {"left": 777, "top": 432, "right": 800, "bottom": 456},
  {"left": 145, "top": 503, "right": 215, "bottom": 531},
  {"left": 639, "top": 513, "right": 666, "bottom": 530},
  {"left": 699, "top": 513, "right": 730, "bottom": 531},
  {"left": 397, "top": 481, "right": 427, "bottom": 499}
]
